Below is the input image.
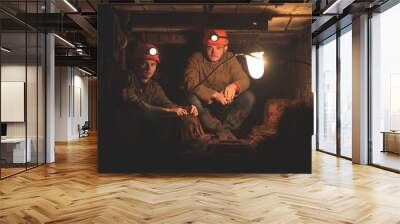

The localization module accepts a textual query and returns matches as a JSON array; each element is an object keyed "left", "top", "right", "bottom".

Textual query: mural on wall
[{"left": 98, "top": 3, "right": 313, "bottom": 172}]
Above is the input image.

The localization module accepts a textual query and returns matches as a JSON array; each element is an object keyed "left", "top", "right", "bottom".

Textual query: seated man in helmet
[
  {"left": 122, "top": 43, "right": 198, "bottom": 118},
  {"left": 183, "top": 29, "right": 256, "bottom": 140},
  {"left": 121, "top": 43, "right": 204, "bottom": 150}
]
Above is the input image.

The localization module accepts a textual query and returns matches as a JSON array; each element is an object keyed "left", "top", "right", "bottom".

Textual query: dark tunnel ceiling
[
  {"left": 114, "top": 4, "right": 311, "bottom": 32},
  {"left": 0, "top": 2, "right": 311, "bottom": 71},
  {"left": 113, "top": 4, "right": 311, "bottom": 45}
]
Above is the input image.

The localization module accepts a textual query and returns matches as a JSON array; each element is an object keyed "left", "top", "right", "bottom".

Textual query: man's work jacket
[{"left": 183, "top": 51, "right": 250, "bottom": 103}]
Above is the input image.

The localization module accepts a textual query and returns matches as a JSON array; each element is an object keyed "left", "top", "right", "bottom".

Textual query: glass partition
[
  {"left": 370, "top": 3, "right": 400, "bottom": 171},
  {"left": 317, "top": 35, "right": 337, "bottom": 154},
  {"left": 0, "top": 1, "right": 46, "bottom": 179},
  {"left": 27, "top": 30, "right": 38, "bottom": 169},
  {"left": 1, "top": 30, "right": 28, "bottom": 177},
  {"left": 339, "top": 28, "right": 352, "bottom": 158}
]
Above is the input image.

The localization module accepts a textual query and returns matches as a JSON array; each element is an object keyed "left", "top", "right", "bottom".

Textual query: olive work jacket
[
  {"left": 122, "top": 71, "right": 178, "bottom": 113},
  {"left": 183, "top": 51, "right": 250, "bottom": 103}
]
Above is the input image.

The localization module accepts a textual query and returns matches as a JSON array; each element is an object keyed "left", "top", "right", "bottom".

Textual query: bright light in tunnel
[{"left": 245, "top": 52, "right": 264, "bottom": 79}]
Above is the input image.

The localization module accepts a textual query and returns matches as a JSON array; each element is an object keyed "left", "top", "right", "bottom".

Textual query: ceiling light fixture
[
  {"left": 78, "top": 67, "right": 93, "bottom": 76},
  {"left": 322, "top": 0, "right": 354, "bottom": 15},
  {"left": 63, "top": 0, "right": 78, "bottom": 12},
  {"left": 54, "top": 34, "right": 75, "bottom": 48}
]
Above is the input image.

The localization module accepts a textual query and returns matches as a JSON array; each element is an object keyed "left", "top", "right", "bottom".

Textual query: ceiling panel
[
  {"left": 287, "top": 17, "right": 310, "bottom": 30},
  {"left": 268, "top": 17, "right": 292, "bottom": 31},
  {"left": 171, "top": 5, "right": 203, "bottom": 13}
]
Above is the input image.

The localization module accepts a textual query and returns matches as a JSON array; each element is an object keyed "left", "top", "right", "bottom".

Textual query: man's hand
[
  {"left": 189, "top": 105, "right": 199, "bottom": 116},
  {"left": 211, "top": 92, "right": 229, "bottom": 106},
  {"left": 223, "top": 83, "right": 237, "bottom": 103},
  {"left": 167, "top": 108, "right": 188, "bottom": 116}
]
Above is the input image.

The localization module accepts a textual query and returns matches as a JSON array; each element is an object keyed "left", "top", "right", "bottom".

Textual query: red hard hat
[
  {"left": 203, "top": 29, "right": 229, "bottom": 46},
  {"left": 134, "top": 43, "right": 160, "bottom": 63}
]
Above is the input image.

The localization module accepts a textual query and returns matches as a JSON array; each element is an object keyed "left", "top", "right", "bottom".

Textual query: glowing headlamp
[
  {"left": 149, "top": 47, "right": 158, "bottom": 56},
  {"left": 209, "top": 32, "right": 228, "bottom": 42},
  {"left": 210, "top": 34, "right": 219, "bottom": 41}
]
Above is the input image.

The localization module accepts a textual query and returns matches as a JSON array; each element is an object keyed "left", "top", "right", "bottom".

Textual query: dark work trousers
[{"left": 187, "top": 90, "right": 256, "bottom": 136}]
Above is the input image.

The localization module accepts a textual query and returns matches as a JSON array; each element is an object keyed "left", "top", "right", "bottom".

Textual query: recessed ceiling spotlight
[{"left": 1, "top": 47, "right": 11, "bottom": 53}]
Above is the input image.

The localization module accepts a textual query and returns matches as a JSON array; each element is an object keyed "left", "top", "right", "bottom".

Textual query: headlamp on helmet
[
  {"left": 204, "top": 29, "right": 229, "bottom": 46},
  {"left": 134, "top": 43, "right": 160, "bottom": 63},
  {"left": 210, "top": 33, "right": 219, "bottom": 42},
  {"left": 209, "top": 32, "right": 227, "bottom": 42},
  {"left": 149, "top": 47, "right": 157, "bottom": 56}
]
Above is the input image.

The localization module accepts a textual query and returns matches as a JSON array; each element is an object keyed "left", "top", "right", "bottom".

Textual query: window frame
[
  {"left": 368, "top": 0, "right": 400, "bottom": 173},
  {"left": 315, "top": 23, "right": 353, "bottom": 161}
]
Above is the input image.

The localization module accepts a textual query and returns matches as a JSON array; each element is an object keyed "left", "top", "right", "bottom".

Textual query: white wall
[
  {"left": 1, "top": 65, "right": 26, "bottom": 136},
  {"left": 55, "top": 66, "right": 89, "bottom": 141},
  {"left": 55, "top": 66, "right": 69, "bottom": 141},
  {"left": 1, "top": 64, "right": 46, "bottom": 164},
  {"left": 1, "top": 64, "right": 41, "bottom": 137}
]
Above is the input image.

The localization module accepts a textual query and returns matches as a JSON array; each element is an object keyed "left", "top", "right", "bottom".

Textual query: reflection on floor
[
  {"left": 341, "top": 148, "right": 352, "bottom": 159},
  {"left": 373, "top": 150, "right": 400, "bottom": 171},
  {"left": 0, "top": 167, "right": 25, "bottom": 178},
  {"left": 0, "top": 163, "right": 41, "bottom": 178}
]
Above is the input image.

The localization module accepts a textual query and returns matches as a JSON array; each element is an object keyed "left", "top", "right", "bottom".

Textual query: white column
[
  {"left": 46, "top": 1, "right": 55, "bottom": 163},
  {"left": 352, "top": 14, "right": 369, "bottom": 164}
]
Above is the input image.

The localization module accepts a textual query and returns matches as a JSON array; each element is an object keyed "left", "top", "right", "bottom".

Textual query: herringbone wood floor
[{"left": 1, "top": 135, "right": 400, "bottom": 224}]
